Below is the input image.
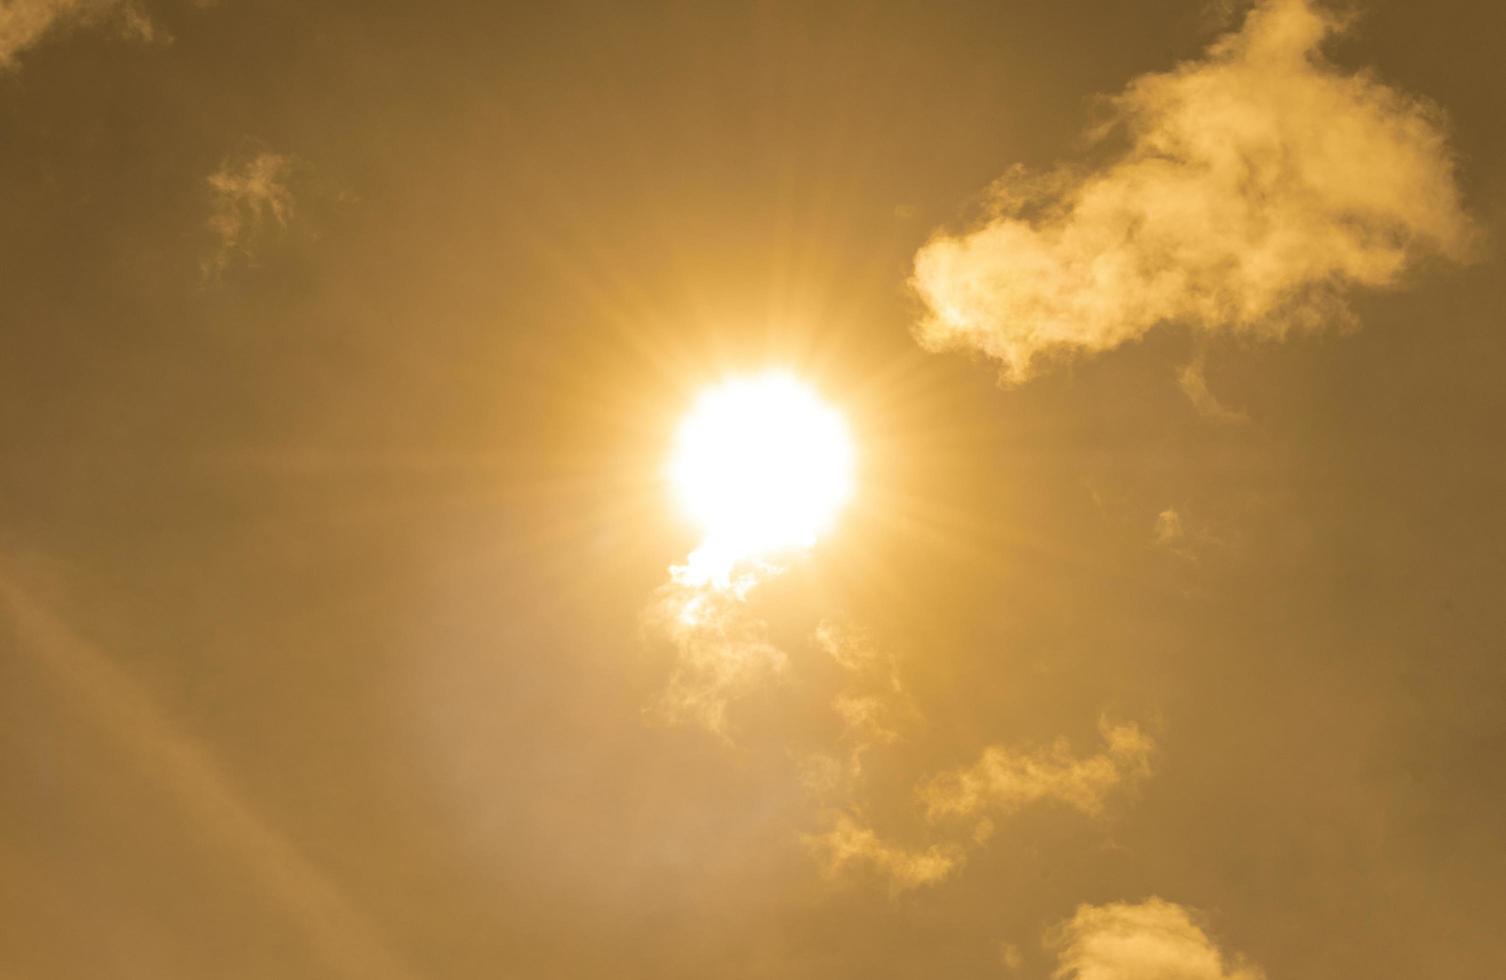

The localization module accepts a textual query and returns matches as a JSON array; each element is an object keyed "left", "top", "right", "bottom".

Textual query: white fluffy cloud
[
  {"left": 912, "top": 0, "right": 1475, "bottom": 381},
  {"left": 1051, "top": 898, "right": 1266, "bottom": 980}
]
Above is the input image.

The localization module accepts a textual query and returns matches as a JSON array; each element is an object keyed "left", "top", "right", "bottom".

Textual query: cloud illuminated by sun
[{"left": 669, "top": 371, "right": 854, "bottom": 589}]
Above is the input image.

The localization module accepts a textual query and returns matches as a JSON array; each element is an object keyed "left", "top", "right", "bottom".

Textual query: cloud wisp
[
  {"left": 647, "top": 578, "right": 788, "bottom": 735},
  {"left": 203, "top": 150, "right": 298, "bottom": 279},
  {"left": 922, "top": 718, "right": 1154, "bottom": 824},
  {"left": 912, "top": 0, "right": 1475, "bottom": 382},
  {"left": 1177, "top": 352, "right": 1247, "bottom": 423},
  {"left": 1050, "top": 898, "right": 1266, "bottom": 980},
  {"left": 814, "top": 618, "right": 915, "bottom": 780},
  {"left": 808, "top": 720, "right": 1154, "bottom": 892},
  {"left": 0, "top": 0, "right": 156, "bottom": 70},
  {"left": 806, "top": 812, "right": 965, "bottom": 892}
]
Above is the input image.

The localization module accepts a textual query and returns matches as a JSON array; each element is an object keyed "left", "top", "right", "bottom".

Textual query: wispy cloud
[
  {"left": 815, "top": 619, "right": 915, "bottom": 778},
  {"left": 1177, "top": 351, "right": 1247, "bottom": 423},
  {"left": 805, "top": 812, "right": 964, "bottom": 893},
  {"left": 0, "top": 0, "right": 157, "bottom": 70},
  {"left": 798, "top": 621, "right": 920, "bottom": 833},
  {"left": 1152, "top": 506, "right": 1232, "bottom": 563},
  {"left": 922, "top": 719, "right": 1154, "bottom": 823},
  {"left": 912, "top": 0, "right": 1475, "bottom": 382},
  {"left": 1154, "top": 508, "right": 1186, "bottom": 549},
  {"left": 203, "top": 150, "right": 298, "bottom": 279},
  {"left": 808, "top": 719, "right": 1154, "bottom": 891},
  {"left": 646, "top": 581, "right": 787, "bottom": 736},
  {"left": 1050, "top": 898, "right": 1266, "bottom": 980}
]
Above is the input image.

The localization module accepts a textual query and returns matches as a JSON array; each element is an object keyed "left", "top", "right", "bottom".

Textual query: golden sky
[{"left": 2, "top": 1, "right": 1504, "bottom": 978}]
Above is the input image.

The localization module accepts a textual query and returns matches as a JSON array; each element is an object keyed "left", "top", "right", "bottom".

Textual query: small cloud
[
  {"left": 1178, "top": 353, "right": 1247, "bottom": 424},
  {"left": 999, "top": 942, "right": 1024, "bottom": 973},
  {"left": 1154, "top": 509, "right": 1185, "bottom": 549},
  {"left": 808, "top": 720, "right": 1155, "bottom": 891},
  {"left": 1049, "top": 897, "right": 1266, "bottom": 980},
  {"left": 1153, "top": 507, "right": 1230, "bottom": 563},
  {"left": 814, "top": 619, "right": 917, "bottom": 778},
  {"left": 921, "top": 719, "right": 1154, "bottom": 822},
  {"left": 202, "top": 150, "right": 298, "bottom": 279},
  {"left": 0, "top": 0, "right": 159, "bottom": 71},
  {"left": 804, "top": 812, "right": 964, "bottom": 893}
]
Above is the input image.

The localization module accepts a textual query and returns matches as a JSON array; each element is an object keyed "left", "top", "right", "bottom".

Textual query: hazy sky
[{"left": 3, "top": 2, "right": 1504, "bottom": 978}]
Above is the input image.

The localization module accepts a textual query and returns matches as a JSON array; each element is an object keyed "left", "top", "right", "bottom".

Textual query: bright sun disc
[{"left": 671, "top": 372, "right": 854, "bottom": 574}]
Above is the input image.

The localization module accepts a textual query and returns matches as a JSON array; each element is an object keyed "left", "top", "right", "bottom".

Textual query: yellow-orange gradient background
[{"left": 2, "top": 2, "right": 1504, "bottom": 978}]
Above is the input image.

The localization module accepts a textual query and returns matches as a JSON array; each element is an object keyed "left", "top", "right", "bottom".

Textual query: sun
[{"left": 670, "top": 371, "right": 854, "bottom": 585}]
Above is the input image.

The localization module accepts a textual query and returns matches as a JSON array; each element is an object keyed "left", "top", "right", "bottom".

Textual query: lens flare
[{"left": 670, "top": 371, "right": 854, "bottom": 587}]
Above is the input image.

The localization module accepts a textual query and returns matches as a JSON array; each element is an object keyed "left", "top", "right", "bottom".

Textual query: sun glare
[{"left": 670, "top": 371, "right": 854, "bottom": 586}]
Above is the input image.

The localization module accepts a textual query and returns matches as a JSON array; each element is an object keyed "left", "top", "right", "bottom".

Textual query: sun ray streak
[{"left": 0, "top": 565, "right": 418, "bottom": 980}]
